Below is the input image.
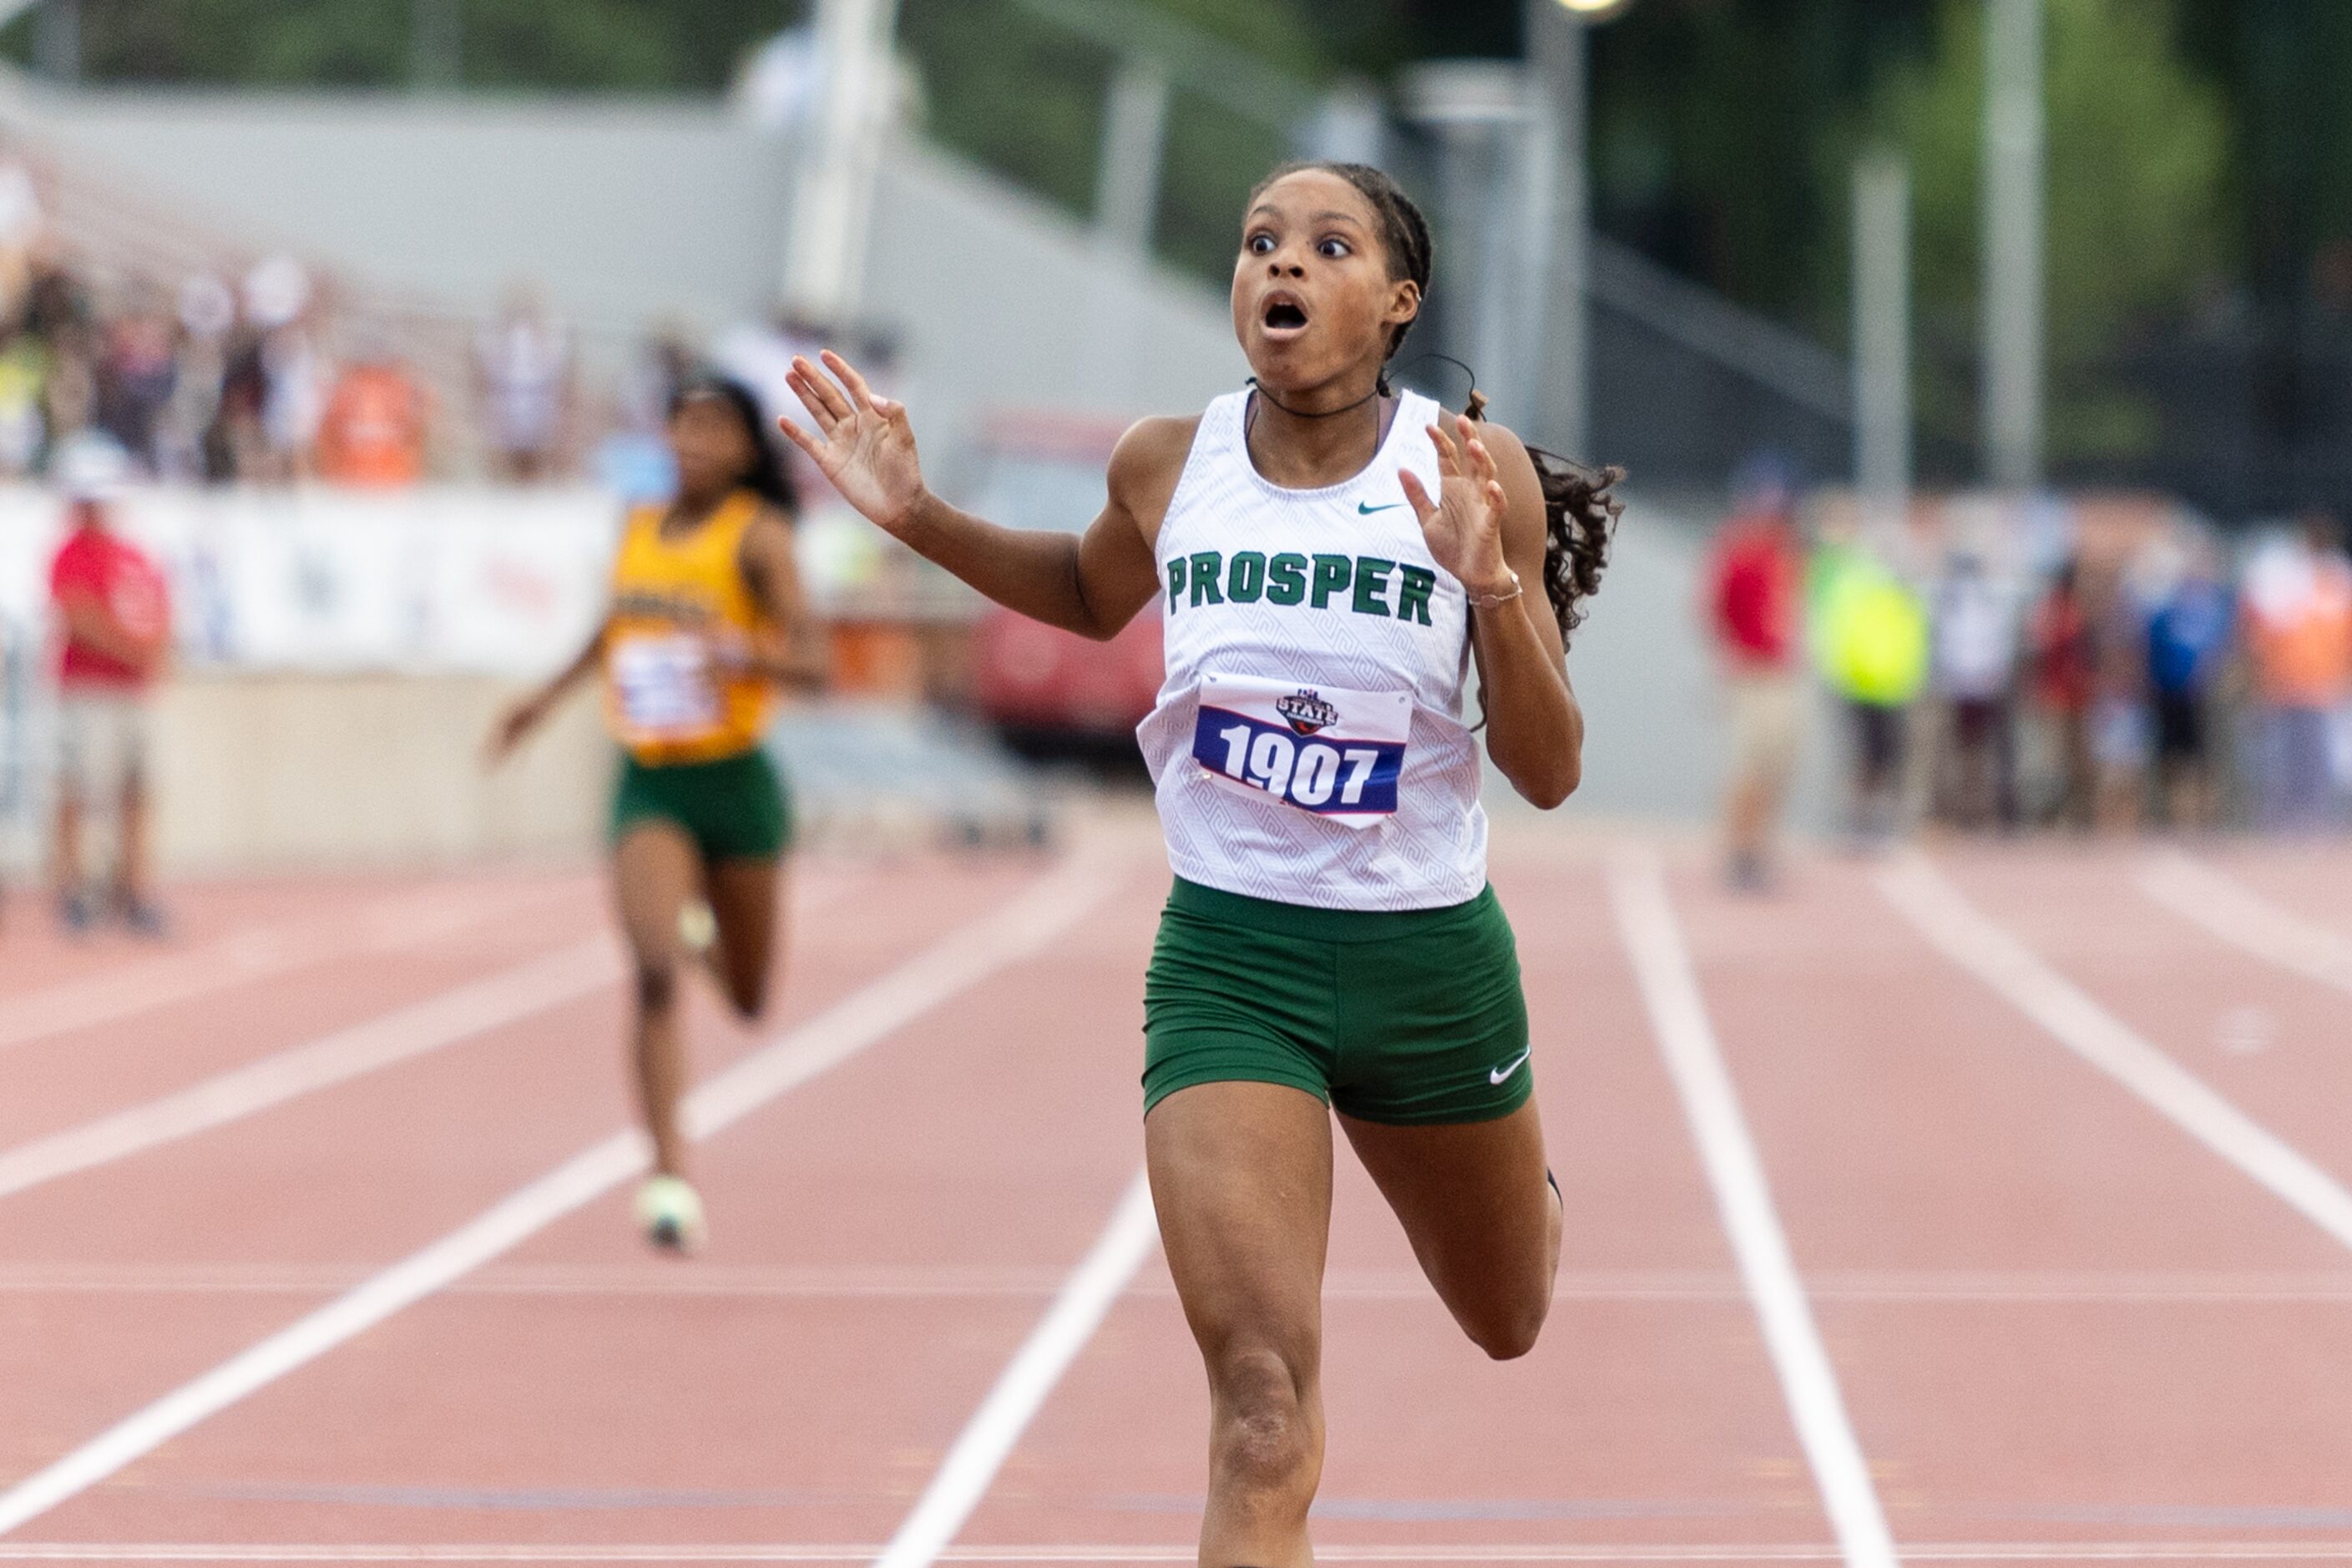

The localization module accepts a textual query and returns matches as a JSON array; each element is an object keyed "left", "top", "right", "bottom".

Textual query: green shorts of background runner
[
  {"left": 1142, "top": 876, "right": 1534, "bottom": 1125},
  {"left": 609, "top": 746, "right": 794, "bottom": 862}
]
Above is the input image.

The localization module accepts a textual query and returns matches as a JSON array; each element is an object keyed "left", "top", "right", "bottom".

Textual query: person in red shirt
[
  {"left": 48, "top": 481, "right": 170, "bottom": 933},
  {"left": 1706, "top": 467, "right": 1805, "bottom": 889}
]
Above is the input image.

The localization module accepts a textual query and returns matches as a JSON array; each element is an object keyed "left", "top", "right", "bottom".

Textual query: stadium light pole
[
  {"left": 1854, "top": 149, "right": 1912, "bottom": 545},
  {"left": 1982, "top": 0, "right": 2045, "bottom": 491},
  {"left": 783, "top": 0, "right": 903, "bottom": 326},
  {"left": 1524, "top": 0, "right": 1633, "bottom": 460}
]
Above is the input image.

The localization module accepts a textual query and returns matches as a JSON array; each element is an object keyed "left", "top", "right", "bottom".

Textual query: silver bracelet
[{"left": 1466, "top": 569, "right": 1523, "bottom": 612}]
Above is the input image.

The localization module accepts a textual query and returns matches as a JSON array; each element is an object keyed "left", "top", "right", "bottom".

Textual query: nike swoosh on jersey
[
  {"left": 1357, "top": 501, "right": 1404, "bottom": 514},
  {"left": 1489, "top": 1046, "right": 1533, "bottom": 1085}
]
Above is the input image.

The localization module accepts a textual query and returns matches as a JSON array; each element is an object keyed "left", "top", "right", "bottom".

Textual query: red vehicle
[{"left": 965, "top": 415, "right": 1165, "bottom": 751}]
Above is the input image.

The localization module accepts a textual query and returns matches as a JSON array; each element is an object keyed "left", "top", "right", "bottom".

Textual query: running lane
[
  {"left": 0, "top": 869, "right": 606, "bottom": 1148},
  {"left": 1683, "top": 846, "right": 2352, "bottom": 1552},
  {"left": 0, "top": 854, "right": 953, "bottom": 1527},
  {"left": 1900, "top": 841, "right": 2352, "bottom": 1530},
  {"left": 955, "top": 846, "right": 1837, "bottom": 1560},
  {"left": 8, "top": 850, "right": 1161, "bottom": 1550}
]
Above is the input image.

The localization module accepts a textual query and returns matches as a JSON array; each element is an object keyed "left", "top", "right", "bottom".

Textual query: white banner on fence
[{"left": 0, "top": 485, "right": 624, "bottom": 677}]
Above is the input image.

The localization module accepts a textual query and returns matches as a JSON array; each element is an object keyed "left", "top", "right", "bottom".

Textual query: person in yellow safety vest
[{"left": 1810, "top": 539, "right": 1928, "bottom": 845}]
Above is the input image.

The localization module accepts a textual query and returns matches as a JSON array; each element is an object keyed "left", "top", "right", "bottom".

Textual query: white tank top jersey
[{"left": 1136, "top": 386, "right": 1490, "bottom": 912}]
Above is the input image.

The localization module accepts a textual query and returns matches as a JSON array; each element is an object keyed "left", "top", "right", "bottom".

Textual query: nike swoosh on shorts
[{"left": 1489, "top": 1047, "right": 1533, "bottom": 1085}]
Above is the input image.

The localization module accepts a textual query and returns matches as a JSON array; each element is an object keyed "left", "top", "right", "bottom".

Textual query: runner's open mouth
[{"left": 1262, "top": 299, "right": 1308, "bottom": 330}]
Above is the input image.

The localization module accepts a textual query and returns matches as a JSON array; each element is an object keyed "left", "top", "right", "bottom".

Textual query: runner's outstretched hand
[
  {"left": 1399, "top": 414, "right": 1515, "bottom": 599},
  {"left": 778, "top": 351, "right": 925, "bottom": 537}
]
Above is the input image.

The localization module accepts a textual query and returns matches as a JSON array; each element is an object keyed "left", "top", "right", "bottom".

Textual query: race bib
[
  {"left": 1191, "top": 672, "right": 1409, "bottom": 829},
  {"left": 611, "top": 632, "right": 720, "bottom": 738}
]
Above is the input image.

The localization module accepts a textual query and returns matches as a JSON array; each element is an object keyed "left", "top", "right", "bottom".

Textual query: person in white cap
[{"left": 46, "top": 435, "right": 170, "bottom": 934}]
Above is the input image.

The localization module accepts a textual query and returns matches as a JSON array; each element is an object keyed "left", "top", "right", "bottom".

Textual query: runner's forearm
[
  {"left": 896, "top": 491, "right": 1109, "bottom": 638},
  {"left": 1474, "top": 596, "right": 1581, "bottom": 807},
  {"left": 531, "top": 626, "right": 606, "bottom": 711}
]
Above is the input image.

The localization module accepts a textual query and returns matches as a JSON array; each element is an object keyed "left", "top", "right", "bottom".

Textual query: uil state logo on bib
[
  {"left": 1192, "top": 671, "right": 1411, "bottom": 830},
  {"left": 1274, "top": 689, "right": 1338, "bottom": 736}
]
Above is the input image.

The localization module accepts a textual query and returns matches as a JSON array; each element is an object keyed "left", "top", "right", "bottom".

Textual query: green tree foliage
[
  {"left": 1587, "top": 0, "right": 1938, "bottom": 322},
  {"left": 897, "top": 0, "right": 1115, "bottom": 216},
  {"left": 1878, "top": 0, "right": 2228, "bottom": 458},
  {"left": 3, "top": 0, "right": 805, "bottom": 91}
]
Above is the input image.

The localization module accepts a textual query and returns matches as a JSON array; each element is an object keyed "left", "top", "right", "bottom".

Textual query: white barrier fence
[{"left": 0, "top": 484, "right": 625, "bottom": 679}]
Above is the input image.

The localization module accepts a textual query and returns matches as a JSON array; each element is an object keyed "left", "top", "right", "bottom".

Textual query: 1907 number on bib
[{"left": 1190, "top": 673, "right": 1409, "bottom": 829}]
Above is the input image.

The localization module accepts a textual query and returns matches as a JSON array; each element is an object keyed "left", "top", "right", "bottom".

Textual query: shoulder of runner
[{"left": 1105, "top": 414, "right": 1201, "bottom": 551}]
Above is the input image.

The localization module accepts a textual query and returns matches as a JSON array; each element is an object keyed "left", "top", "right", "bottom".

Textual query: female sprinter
[
  {"left": 782, "top": 163, "right": 1616, "bottom": 1566},
  {"left": 490, "top": 377, "right": 825, "bottom": 1252}
]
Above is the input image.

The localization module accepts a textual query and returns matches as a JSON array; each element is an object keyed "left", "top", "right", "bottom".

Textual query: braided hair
[{"left": 1247, "top": 161, "right": 1620, "bottom": 644}]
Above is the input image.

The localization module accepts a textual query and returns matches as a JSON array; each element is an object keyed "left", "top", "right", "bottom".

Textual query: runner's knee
[
  {"left": 1463, "top": 1287, "right": 1550, "bottom": 1361},
  {"left": 1209, "top": 1343, "right": 1316, "bottom": 1494}
]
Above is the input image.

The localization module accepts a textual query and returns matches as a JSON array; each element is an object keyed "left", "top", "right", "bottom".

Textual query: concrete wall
[{"left": 148, "top": 671, "right": 609, "bottom": 875}]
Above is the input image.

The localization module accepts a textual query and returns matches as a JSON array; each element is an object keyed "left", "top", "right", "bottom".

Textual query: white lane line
[
  {"left": 1606, "top": 849, "right": 1899, "bottom": 1568},
  {"left": 7, "top": 1545, "right": 2352, "bottom": 1564},
  {"left": 2139, "top": 850, "right": 2352, "bottom": 997},
  {"left": 1879, "top": 852, "right": 2352, "bottom": 1253},
  {"left": 0, "top": 854, "right": 1120, "bottom": 1539},
  {"left": 0, "top": 866, "right": 873, "bottom": 1203},
  {"left": 0, "top": 938, "right": 620, "bottom": 1202},
  {"left": 0, "top": 879, "right": 583, "bottom": 1056},
  {"left": 873, "top": 1169, "right": 1159, "bottom": 1568},
  {"left": 17, "top": 1261, "right": 2352, "bottom": 1304}
]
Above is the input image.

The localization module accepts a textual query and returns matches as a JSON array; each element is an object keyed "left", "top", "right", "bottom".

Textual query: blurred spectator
[
  {"left": 474, "top": 280, "right": 573, "bottom": 482},
  {"left": 247, "top": 255, "right": 326, "bottom": 480},
  {"left": 93, "top": 279, "right": 177, "bottom": 470},
  {"left": 0, "top": 159, "right": 43, "bottom": 310},
  {"left": 2242, "top": 515, "right": 2352, "bottom": 832},
  {"left": 2090, "top": 583, "right": 2152, "bottom": 835},
  {"left": 210, "top": 322, "right": 269, "bottom": 481},
  {"left": 2144, "top": 542, "right": 2233, "bottom": 830},
  {"left": 257, "top": 322, "right": 327, "bottom": 480},
  {"left": 1930, "top": 550, "right": 2020, "bottom": 830},
  {"left": 156, "top": 273, "right": 233, "bottom": 481},
  {"left": 622, "top": 326, "right": 699, "bottom": 432},
  {"left": 593, "top": 326, "right": 698, "bottom": 503},
  {"left": 0, "top": 320, "right": 48, "bottom": 474},
  {"left": 2028, "top": 559, "right": 2097, "bottom": 830},
  {"left": 1704, "top": 462, "right": 1804, "bottom": 889},
  {"left": 1814, "top": 534, "right": 1928, "bottom": 848},
  {"left": 47, "top": 438, "right": 169, "bottom": 936},
  {"left": 316, "top": 336, "right": 430, "bottom": 487}
]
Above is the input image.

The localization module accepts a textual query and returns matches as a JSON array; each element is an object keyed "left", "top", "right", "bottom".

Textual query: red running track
[{"left": 2, "top": 831, "right": 2352, "bottom": 1563}]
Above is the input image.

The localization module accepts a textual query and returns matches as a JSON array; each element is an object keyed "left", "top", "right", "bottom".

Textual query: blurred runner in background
[
  {"left": 488, "top": 377, "right": 825, "bottom": 1253},
  {"left": 47, "top": 438, "right": 170, "bottom": 935},
  {"left": 1704, "top": 458, "right": 1804, "bottom": 889},
  {"left": 2028, "top": 559, "right": 2097, "bottom": 830},
  {"left": 2242, "top": 514, "right": 2352, "bottom": 831}
]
